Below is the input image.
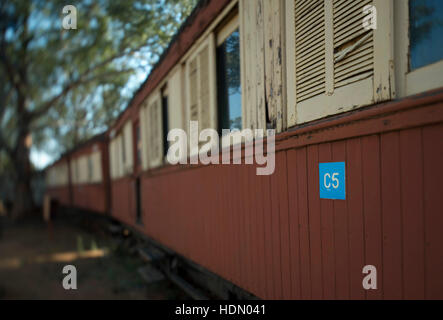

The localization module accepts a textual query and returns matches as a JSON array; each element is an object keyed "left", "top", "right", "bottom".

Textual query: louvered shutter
[
  {"left": 199, "top": 45, "right": 211, "bottom": 130},
  {"left": 148, "top": 95, "right": 163, "bottom": 168},
  {"left": 333, "top": 0, "right": 374, "bottom": 88},
  {"left": 186, "top": 33, "right": 217, "bottom": 156},
  {"left": 295, "top": 0, "right": 326, "bottom": 103},
  {"left": 189, "top": 57, "right": 199, "bottom": 122},
  {"left": 91, "top": 151, "right": 102, "bottom": 183},
  {"left": 123, "top": 121, "right": 133, "bottom": 174},
  {"left": 286, "top": 0, "right": 393, "bottom": 125},
  {"left": 139, "top": 103, "right": 149, "bottom": 170}
]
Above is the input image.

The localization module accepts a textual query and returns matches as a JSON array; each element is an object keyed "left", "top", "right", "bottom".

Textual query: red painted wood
[
  {"left": 400, "top": 128, "right": 425, "bottom": 299},
  {"left": 307, "top": 145, "right": 323, "bottom": 299},
  {"left": 318, "top": 143, "right": 336, "bottom": 299},
  {"left": 380, "top": 132, "right": 403, "bottom": 299},
  {"left": 49, "top": 93, "right": 443, "bottom": 300},
  {"left": 331, "top": 140, "right": 350, "bottom": 299},
  {"left": 296, "top": 147, "right": 312, "bottom": 299},
  {"left": 361, "top": 135, "right": 383, "bottom": 299},
  {"left": 277, "top": 152, "right": 291, "bottom": 300},
  {"left": 270, "top": 156, "right": 283, "bottom": 299},
  {"left": 423, "top": 124, "right": 443, "bottom": 299},
  {"left": 346, "top": 138, "right": 366, "bottom": 299},
  {"left": 287, "top": 149, "right": 301, "bottom": 299}
]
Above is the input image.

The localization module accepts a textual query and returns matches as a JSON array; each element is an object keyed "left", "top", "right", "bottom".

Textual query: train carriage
[
  {"left": 68, "top": 134, "right": 110, "bottom": 215},
  {"left": 46, "top": 0, "right": 443, "bottom": 299},
  {"left": 45, "top": 158, "right": 71, "bottom": 207}
]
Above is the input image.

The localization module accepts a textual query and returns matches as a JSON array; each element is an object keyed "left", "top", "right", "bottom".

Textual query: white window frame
[{"left": 394, "top": 0, "right": 443, "bottom": 98}]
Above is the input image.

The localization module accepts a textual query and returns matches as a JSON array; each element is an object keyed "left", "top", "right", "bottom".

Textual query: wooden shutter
[
  {"left": 90, "top": 151, "right": 102, "bottom": 183},
  {"left": 189, "top": 57, "right": 199, "bottom": 122},
  {"left": 186, "top": 33, "right": 217, "bottom": 155},
  {"left": 286, "top": 0, "right": 393, "bottom": 126},
  {"left": 123, "top": 121, "right": 133, "bottom": 174},
  {"left": 333, "top": 0, "right": 374, "bottom": 89},
  {"left": 148, "top": 94, "right": 163, "bottom": 168},
  {"left": 294, "top": 0, "right": 326, "bottom": 103},
  {"left": 139, "top": 103, "right": 149, "bottom": 170},
  {"left": 168, "top": 66, "right": 184, "bottom": 131}
]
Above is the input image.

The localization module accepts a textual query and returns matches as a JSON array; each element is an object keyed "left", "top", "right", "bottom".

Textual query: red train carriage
[
  {"left": 46, "top": 0, "right": 443, "bottom": 299},
  {"left": 107, "top": 104, "right": 143, "bottom": 226},
  {"left": 45, "top": 133, "right": 110, "bottom": 215},
  {"left": 45, "top": 158, "right": 71, "bottom": 207},
  {"left": 68, "top": 134, "right": 110, "bottom": 215}
]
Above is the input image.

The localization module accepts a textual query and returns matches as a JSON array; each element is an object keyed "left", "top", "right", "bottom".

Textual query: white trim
[
  {"left": 406, "top": 60, "right": 443, "bottom": 96},
  {"left": 285, "top": 0, "right": 296, "bottom": 127},
  {"left": 394, "top": 0, "right": 443, "bottom": 98},
  {"left": 216, "top": 14, "right": 239, "bottom": 46},
  {"left": 297, "top": 77, "right": 374, "bottom": 124}
]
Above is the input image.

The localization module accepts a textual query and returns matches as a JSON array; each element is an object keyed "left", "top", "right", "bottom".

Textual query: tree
[{"left": 0, "top": 0, "right": 197, "bottom": 218}]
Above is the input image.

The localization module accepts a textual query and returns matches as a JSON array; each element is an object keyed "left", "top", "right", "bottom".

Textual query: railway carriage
[
  {"left": 45, "top": 158, "right": 71, "bottom": 207},
  {"left": 45, "top": 134, "right": 110, "bottom": 215},
  {"left": 46, "top": 0, "right": 443, "bottom": 299}
]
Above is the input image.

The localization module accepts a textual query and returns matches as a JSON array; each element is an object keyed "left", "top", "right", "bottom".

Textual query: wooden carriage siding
[
  {"left": 44, "top": 0, "right": 443, "bottom": 299},
  {"left": 46, "top": 133, "right": 110, "bottom": 215}
]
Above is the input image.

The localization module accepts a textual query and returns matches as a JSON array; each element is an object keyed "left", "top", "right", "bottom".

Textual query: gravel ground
[{"left": 0, "top": 215, "right": 188, "bottom": 300}]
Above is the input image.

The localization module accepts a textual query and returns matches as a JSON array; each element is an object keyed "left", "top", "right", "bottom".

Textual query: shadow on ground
[{"left": 0, "top": 216, "right": 188, "bottom": 300}]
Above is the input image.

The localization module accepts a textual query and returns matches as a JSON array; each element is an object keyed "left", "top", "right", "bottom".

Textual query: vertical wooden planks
[
  {"left": 233, "top": 163, "right": 243, "bottom": 288},
  {"left": 255, "top": 0, "right": 266, "bottom": 131},
  {"left": 346, "top": 137, "right": 366, "bottom": 299},
  {"left": 277, "top": 151, "right": 291, "bottom": 299},
  {"left": 256, "top": 167, "right": 268, "bottom": 298},
  {"left": 263, "top": 0, "right": 285, "bottom": 132},
  {"left": 297, "top": 147, "right": 312, "bottom": 299},
  {"left": 318, "top": 143, "right": 336, "bottom": 299},
  {"left": 307, "top": 144, "right": 323, "bottom": 299},
  {"left": 400, "top": 128, "right": 425, "bottom": 299},
  {"left": 287, "top": 149, "right": 302, "bottom": 299},
  {"left": 262, "top": 169, "right": 274, "bottom": 299},
  {"left": 270, "top": 153, "right": 283, "bottom": 299},
  {"left": 380, "top": 131, "right": 403, "bottom": 299},
  {"left": 241, "top": 0, "right": 284, "bottom": 132},
  {"left": 422, "top": 124, "right": 443, "bottom": 299},
  {"left": 361, "top": 135, "right": 383, "bottom": 299},
  {"left": 331, "top": 140, "right": 350, "bottom": 299}
]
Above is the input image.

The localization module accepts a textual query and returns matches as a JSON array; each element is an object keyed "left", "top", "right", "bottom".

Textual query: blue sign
[{"left": 319, "top": 162, "right": 346, "bottom": 200}]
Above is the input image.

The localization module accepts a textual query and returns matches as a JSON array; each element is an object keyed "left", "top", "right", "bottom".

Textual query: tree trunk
[{"left": 11, "top": 132, "right": 35, "bottom": 220}]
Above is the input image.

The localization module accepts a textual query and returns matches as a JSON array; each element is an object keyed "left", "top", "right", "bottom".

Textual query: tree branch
[
  {"left": 0, "top": 129, "right": 13, "bottom": 156},
  {"left": 30, "top": 68, "right": 133, "bottom": 119}
]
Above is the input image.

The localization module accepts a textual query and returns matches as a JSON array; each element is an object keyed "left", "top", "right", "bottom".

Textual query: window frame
[
  {"left": 285, "top": 0, "right": 394, "bottom": 127},
  {"left": 394, "top": 0, "right": 443, "bottom": 98}
]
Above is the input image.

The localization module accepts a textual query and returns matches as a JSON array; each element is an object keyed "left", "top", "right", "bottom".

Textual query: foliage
[
  {"left": 0, "top": 0, "right": 197, "bottom": 163},
  {"left": 0, "top": 0, "right": 197, "bottom": 215}
]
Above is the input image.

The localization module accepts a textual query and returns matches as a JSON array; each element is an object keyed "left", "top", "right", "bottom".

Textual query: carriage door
[
  {"left": 134, "top": 122, "right": 143, "bottom": 224},
  {"left": 135, "top": 177, "right": 142, "bottom": 224}
]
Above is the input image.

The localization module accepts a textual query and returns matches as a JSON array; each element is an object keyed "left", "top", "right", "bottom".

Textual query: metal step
[
  {"left": 137, "top": 265, "right": 165, "bottom": 284},
  {"left": 137, "top": 246, "right": 166, "bottom": 263},
  {"left": 165, "top": 270, "right": 208, "bottom": 300}
]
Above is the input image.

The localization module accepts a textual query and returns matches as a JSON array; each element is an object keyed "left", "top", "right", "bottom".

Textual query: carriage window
[
  {"left": 409, "top": 0, "right": 443, "bottom": 70},
  {"left": 217, "top": 28, "right": 241, "bottom": 134}
]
